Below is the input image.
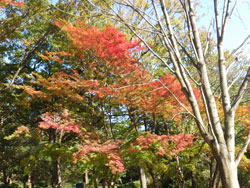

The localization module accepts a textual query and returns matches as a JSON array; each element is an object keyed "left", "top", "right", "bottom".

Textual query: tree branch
[
  {"left": 5, "top": 29, "right": 51, "bottom": 90},
  {"left": 231, "top": 67, "right": 250, "bottom": 112},
  {"left": 235, "top": 131, "right": 250, "bottom": 166}
]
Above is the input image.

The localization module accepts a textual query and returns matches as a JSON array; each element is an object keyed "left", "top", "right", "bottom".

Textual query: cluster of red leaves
[
  {"left": 73, "top": 140, "right": 124, "bottom": 174},
  {"left": 22, "top": 85, "right": 48, "bottom": 98},
  {"left": 53, "top": 20, "right": 200, "bottom": 119},
  {"left": 23, "top": 21, "right": 200, "bottom": 121},
  {"left": 0, "top": 0, "right": 24, "bottom": 7},
  {"left": 73, "top": 133, "right": 195, "bottom": 174},
  {"left": 39, "top": 110, "right": 80, "bottom": 133},
  {"left": 55, "top": 20, "right": 140, "bottom": 58},
  {"left": 94, "top": 73, "right": 200, "bottom": 120},
  {"left": 130, "top": 133, "right": 196, "bottom": 155},
  {"left": 55, "top": 20, "right": 148, "bottom": 76}
]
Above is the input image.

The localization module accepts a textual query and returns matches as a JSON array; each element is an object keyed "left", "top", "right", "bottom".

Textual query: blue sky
[
  {"left": 199, "top": 0, "right": 250, "bottom": 56},
  {"left": 48, "top": 0, "right": 249, "bottom": 56}
]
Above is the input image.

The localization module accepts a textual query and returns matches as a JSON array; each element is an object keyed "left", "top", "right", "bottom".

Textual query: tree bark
[
  {"left": 176, "top": 156, "right": 185, "bottom": 188},
  {"left": 148, "top": 168, "right": 160, "bottom": 188},
  {"left": 3, "top": 169, "right": 10, "bottom": 187},
  {"left": 217, "top": 158, "right": 239, "bottom": 188},
  {"left": 140, "top": 167, "right": 147, "bottom": 188},
  {"left": 84, "top": 170, "right": 89, "bottom": 188},
  {"left": 86, "top": 1, "right": 249, "bottom": 188},
  {"left": 191, "top": 172, "right": 197, "bottom": 188},
  {"left": 27, "top": 173, "right": 32, "bottom": 188},
  {"left": 51, "top": 158, "right": 62, "bottom": 188}
]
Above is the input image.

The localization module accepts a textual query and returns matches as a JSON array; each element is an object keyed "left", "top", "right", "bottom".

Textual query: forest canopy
[{"left": 0, "top": 0, "right": 249, "bottom": 188}]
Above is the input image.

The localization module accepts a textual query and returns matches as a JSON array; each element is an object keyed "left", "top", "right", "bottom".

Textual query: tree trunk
[
  {"left": 140, "top": 167, "right": 147, "bottom": 188},
  {"left": 176, "top": 156, "right": 185, "bottom": 188},
  {"left": 148, "top": 168, "right": 160, "bottom": 188},
  {"left": 217, "top": 158, "right": 239, "bottom": 188},
  {"left": 94, "top": 178, "right": 98, "bottom": 188},
  {"left": 3, "top": 169, "right": 10, "bottom": 187},
  {"left": 210, "top": 162, "right": 220, "bottom": 188},
  {"left": 191, "top": 172, "right": 197, "bottom": 188},
  {"left": 27, "top": 173, "right": 32, "bottom": 188},
  {"left": 84, "top": 170, "right": 89, "bottom": 188},
  {"left": 51, "top": 158, "right": 62, "bottom": 188},
  {"left": 101, "top": 180, "right": 106, "bottom": 188}
]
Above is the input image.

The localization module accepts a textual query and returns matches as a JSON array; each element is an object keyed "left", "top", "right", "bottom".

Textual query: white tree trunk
[
  {"left": 218, "top": 159, "right": 239, "bottom": 188},
  {"left": 84, "top": 170, "right": 89, "bottom": 188},
  {"left": 140, "top": 167, "right": 147, "bottom": 188}
]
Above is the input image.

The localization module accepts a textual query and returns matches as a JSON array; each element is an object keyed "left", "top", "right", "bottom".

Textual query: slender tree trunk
[
  {"left": 176, "top": 156, "right": 185, "bottom": 188},
  {"left": 3, "top": 169, "right": 10, "bottom": 187},
  {"left": 51, "top": 158, "right": 62, "bottom": 188},
  {"left": 210, "top": 161, "right": 220, "bottom": 188},
  {"left": 213, "top": 172, "right": 221, "bottom": 188},
  {"left": 101, "top": 180, "right": 106, "bottom": 188},
  {"left": 140, "top": 167, "right": 147, "bottom": 188},
  {"left": 94, "top": 178, "right": 98, "bottom": 188},
  {"left": 27, "top": 173, "right": 32, "bottom": 188},
  {"left": 148, "top": 168, "right": 160, "bottom": 188},
  {"left": 191, "top": 172, "right": 197, "bottom": 188},
  {"left": 84, "top": 170, "right": 89, "bottom": 188}
]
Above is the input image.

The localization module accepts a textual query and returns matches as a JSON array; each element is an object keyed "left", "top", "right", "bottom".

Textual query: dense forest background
[{"left": 0, "top": 0, "right": 249, "bottom": 188}]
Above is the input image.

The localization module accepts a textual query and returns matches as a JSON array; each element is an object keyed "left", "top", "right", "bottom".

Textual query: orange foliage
[
  {"left": 23, "top": 20, "right": 200, "bottom": 121},
  {"left": 39, "top": 51, "right": 72, "bottom": 64},
  {"left": 73, "top": 140, "right": 124, "bottom": 174},
  {"left": 236, "top": 105, "right": 250, "bottom": 131},
  {"left": 0, "top": 0, "right": 24, "bottom": 8}
]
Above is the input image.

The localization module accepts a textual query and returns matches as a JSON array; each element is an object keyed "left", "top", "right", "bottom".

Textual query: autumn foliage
[
  {"left": 73, "top": 140, "right": 124, "bottom": 174},
  {"left": 25, "top": 20, "right": 200, "bottom": 121},
  {"left": 73, "top": 133, "right": 195, "bottom": 174},
  {"left": 21, "top": 20, "right": 199, "bottom": 175},
  {"left": 130, "top": 133, "right": 196, "bottom": 155},
  {"left": 0, "top": 0, "right": 24, "bottom": 7},
  {"left": 38, "top": 110, "right": 80, "bottom": 133}
]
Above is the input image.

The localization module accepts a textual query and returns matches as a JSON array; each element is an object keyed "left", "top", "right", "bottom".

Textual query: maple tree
[
  {"left": 25, "top": 20, "right": 200, "bottom": 121},
  {"left": 1, "top": 0, "right": 249, "bottom": 187},
  {"left": 84, "top": 0, "right": 250, "bottom": 187},
  {"left": 19, "top": 19, "right": 199, "bottom": 187}
]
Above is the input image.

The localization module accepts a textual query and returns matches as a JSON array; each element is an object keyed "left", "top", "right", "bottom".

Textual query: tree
[
  {"left": 0, "top": 0, "right": 113, "bottom": 186},
  {"left": 21, "top": 18, "right": 199, "bottom": 187},
  {"left": 2, "top": 0, "right": 249, "bottom": 187},
  {"left": 83, "top": 0, "right": 250, "bottom": 187}
]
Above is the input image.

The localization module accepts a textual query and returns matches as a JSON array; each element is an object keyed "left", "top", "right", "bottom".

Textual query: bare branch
[
  {"left": 228, "top": 69, "right": 245, "bottom": 90},
  {"left": 231, "top": 34, "right": 250, "bottom": 56},
  {"left": 159, "top": 80, "right": 195, "bottom": 116},
  {"left": 213, "top": 0, "right": 221, "bottom": 40},
  {"left": 115, "top": 0, "right": 158, "bottom": 30},
  {"left": 186, "top": 0, "right": 227, "bottom": 151},
  {"left": 204, "top": 20, "right": 213, "bottom": 56},
  {"left": 111, "top": 5, "right": 176, "bottom": 74},
  {"left": 179, "top": 0, "right": 200, "bottom": 62},
  {"left": 231, "top": 67, "right": 250, "bottom": 112},
  {"left": 235, "top": 131, "right": 250, "bottom": 166},
  {"left": 221, "top": 0, "right": 235, "bottom": 42}
]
